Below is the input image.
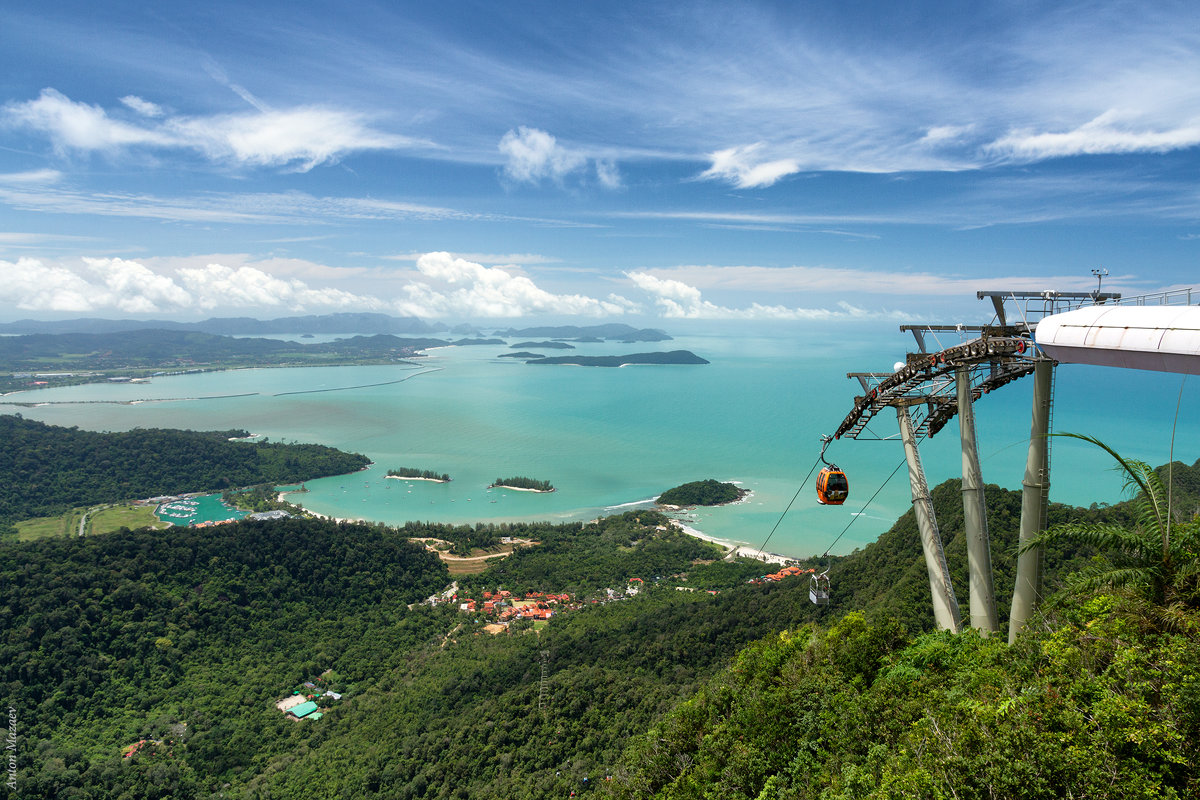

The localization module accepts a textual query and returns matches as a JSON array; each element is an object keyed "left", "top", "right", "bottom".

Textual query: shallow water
[{"left": 6, "top": 323, "right": 1196, "bottom": 557}]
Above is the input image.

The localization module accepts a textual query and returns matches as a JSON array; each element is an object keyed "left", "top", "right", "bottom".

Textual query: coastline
[
  {"left": 489, "top": 484, "right": 555, "bottom": 493},
  {"left": 386, "top": 475, "right": 450, "bottom": 483},
  {"left": 667, "top": 519, "right": 791, "bottom": 566}
]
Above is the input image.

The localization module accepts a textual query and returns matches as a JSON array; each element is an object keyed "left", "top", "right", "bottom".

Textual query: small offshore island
[
  {"left": 527, "top": 350, "right": 709, "bottom": 367},
  {"left": 386, "top": 467, "right": 451, "bottom": 483},
  {"left": 657, "top": 479, "right": 748, "bottom": 507},
  {"left": 490, "top": 476, "right": 555, "bottom": 492}
]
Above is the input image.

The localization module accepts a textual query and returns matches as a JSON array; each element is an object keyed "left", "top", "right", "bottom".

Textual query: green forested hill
[
  {"left": 611, "top": 602, "right": 1200, "bottom": 799},
  {"left": 0, "top": 518, "right": 450, "bottom": 799},
  {"left": 0, "top": 414, "right": 370, "bottom": 526},
  {"left": 4, "top": 435, "right": 1198, "bottom": 799}
]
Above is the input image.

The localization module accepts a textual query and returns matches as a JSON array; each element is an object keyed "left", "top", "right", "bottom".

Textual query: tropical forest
[{"left": 1, "top": 416, "right": 1199, "bottom": 799}]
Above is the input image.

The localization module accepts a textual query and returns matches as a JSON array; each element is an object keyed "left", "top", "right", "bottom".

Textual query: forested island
[
  {"left": 387, "top": 467, "right": 451, "bottom": 482},
  {"left": 657, "top": 478, "right": 748, "bottom": 506},
  {"left": 527, "top": 349, "right": 709, "bottom": 367},
  {"left": 496, "top": 323, "right": 671, "bottom": 342},
  {"left": 491, "top": 476, "right": 555, "bottom": 492},
  {"left": 511, "top": 340, "right": 575, "bottom": 349},
  {"left": 498, "top": 351, "right": 545, "bottom": 359}
]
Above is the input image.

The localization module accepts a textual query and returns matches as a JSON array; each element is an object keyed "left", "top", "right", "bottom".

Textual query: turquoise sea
[{"left": 5, "top": 322, "right": 1196, "bottom": 558}]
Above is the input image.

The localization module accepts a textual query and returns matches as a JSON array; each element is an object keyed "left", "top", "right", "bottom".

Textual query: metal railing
[{"left": 1082, "top": 287, "right": 1197, "bottom": 309}]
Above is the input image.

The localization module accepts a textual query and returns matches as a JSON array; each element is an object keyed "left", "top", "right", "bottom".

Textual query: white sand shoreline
[{"left": 667, "top": 519, "right": 791, "bottom": 566}]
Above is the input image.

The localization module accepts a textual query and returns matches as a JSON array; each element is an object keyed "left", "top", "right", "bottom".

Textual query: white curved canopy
[{"left": 1035, "top": 305, "right": 1200, "bottom": 374}]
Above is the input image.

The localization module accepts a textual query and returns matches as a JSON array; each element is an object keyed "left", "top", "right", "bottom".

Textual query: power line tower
[{"left": 538, "top": 650, "right": 550, "bottom": 716}]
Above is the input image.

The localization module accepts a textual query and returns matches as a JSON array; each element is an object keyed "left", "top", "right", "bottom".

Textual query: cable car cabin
[
  {"left": 809, "top": 572, "right": 831, "bottom": 605},
  {"left": 816, "top": 466, "right": 849, "bottom": 505}
]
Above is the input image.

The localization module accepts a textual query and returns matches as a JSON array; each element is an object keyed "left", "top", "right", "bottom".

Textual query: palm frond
[
  {"left": 1054, "top": 432, "right": 1166, "bottom": 532},
  {"left": 1019, "top": 522, "right": 1150, "bottom": 556}
]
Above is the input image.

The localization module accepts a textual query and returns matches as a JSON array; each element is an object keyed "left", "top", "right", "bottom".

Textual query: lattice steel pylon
[
  {"left": 538, "top": 650, "right": 550, "bottom": 716},
  {"left": 831, "top": 289, "right": 1118, "bottom": 636}
]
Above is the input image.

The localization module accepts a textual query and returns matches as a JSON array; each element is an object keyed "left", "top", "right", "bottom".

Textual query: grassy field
[
  {"left": 15, "top": 503, "right": 168, "bottom": 540},
  {"left": 90, "top": 504, "right": 168, "bottom": 534},
  {"left": 16, "top": 510, "right": 83, "bottom": 541}
]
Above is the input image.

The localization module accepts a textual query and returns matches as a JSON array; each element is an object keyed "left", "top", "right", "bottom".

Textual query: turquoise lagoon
[{"left": 5, "top": 323, "right": 1196, "bottom": 558}]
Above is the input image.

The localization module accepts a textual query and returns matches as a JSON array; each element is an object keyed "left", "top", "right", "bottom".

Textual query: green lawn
[{"left": 90, "top": 504, "right": 168, "bottom": 534}]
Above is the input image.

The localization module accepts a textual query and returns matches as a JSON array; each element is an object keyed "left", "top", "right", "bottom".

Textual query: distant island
[
  {"left": 512, "top": 341, "right": 575, "bottom": 350},
  {"left": 498, "top": 352, "right": 546, "bottom": 359},
  {"left": 657, "top": 479, "right": 748, "bottom": 507},
  {"left": 527, "top": 350, "right": 709, "bottom": 367},
  {"left": 496, "top": 323, "right": 671, "bottom": 342},
  {"left": 452, "top": 338, "right": 507, "bottom": 346},
  {"left": 387, "top": 468, "right": 451, "bottom": 483},
  {"left": 490, "top": 476, "right": 555, "bottom": 492}
]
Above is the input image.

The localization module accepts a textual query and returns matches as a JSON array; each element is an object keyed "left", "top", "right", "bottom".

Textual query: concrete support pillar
[
  {"left": 957, "top": 365, "right": 999, "bottom": 635},
  {"left": 897, "top": 405, "right": 962, "bottom": 632},
  {"left": 1008, "top": 359, "right": 1054, "bottom": 644}
]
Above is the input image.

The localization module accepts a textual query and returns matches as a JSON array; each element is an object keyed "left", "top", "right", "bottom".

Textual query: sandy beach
[{"left": 667, "top": 519, "right": 791, "bottom": 566}]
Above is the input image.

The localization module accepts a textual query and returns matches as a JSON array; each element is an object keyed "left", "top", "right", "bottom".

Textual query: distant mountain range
[{"left": 0, "top": 312, "right": 443, "bottom": 336}]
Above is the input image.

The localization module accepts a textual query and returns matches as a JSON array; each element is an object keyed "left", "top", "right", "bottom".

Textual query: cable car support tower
[{"left": 832, "top": 289, "right": 1119, "bottom": 638}]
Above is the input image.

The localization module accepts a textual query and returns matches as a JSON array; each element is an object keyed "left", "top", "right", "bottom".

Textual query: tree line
[{"left": 0, "top": 414, "right": 370, "bottom": 532}]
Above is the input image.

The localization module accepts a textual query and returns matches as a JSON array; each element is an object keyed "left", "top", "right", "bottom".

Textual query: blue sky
[{"left": 1, "top": 0, "right": 1197, "bottom": 323}]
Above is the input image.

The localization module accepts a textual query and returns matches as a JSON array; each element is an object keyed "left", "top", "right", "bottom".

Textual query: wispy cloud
[
  {"left": 386, "top": 252, "right": 561, "bottom": 265},
  {"left": 0, "top": 182, "right": 567, "bottom": 226},
  {"left": 4, "top": 88, "right": 423, "bottom": 171},
  {"left": 699, "top": 143, "right": 800, "bottom": 189},
  {"left": 629, "top": 265, "right": 1159, "bottom": 300},
  {"left": 987, "top": 110, "right": 1200, "bottom": 161}
]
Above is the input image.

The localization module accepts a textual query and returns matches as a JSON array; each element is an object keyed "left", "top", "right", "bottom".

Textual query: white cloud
[
  {"left": 499, "top": 126, "right": 586, "bottom": 184},
  {"left": 4, "top": 89, "right": 419, "bottom": 171},
  {"left": 626, "top": 270, "right": 904, "bottom": 320},
  {"left": 0, "top": 256, "right": 386, "bottom": 315},
  {"left": 397, "top": 252, "right": 630, "bottom": 318},
  {"left": 595, "top": 159, "right": 621, "bottom": 189},
  {"left": 0, "top": 257, "right": 99, "bottom": 312},
  {"left": 119, "top": 95, "right": 164, "bottom": 118},
  {"left": 699, "top": 143, "right": 801, "bottom": 189},
  {"left": 987, "top": 110, "right": 1200, "bottom": 161},
  {"left": 4, "top": 89, "right": 174, "bottom": 152},
  {"left": 168, "top": 107, "right": 418, "bottom": 171},
  {"left": 0, "top": 169, "right": 62, "bottom": 185},
  {"left": 175, "top": 263, "right": 383, "bottom": 311},
  {"left": 83, "top": 257, "right": 192, "bottom": 313}
]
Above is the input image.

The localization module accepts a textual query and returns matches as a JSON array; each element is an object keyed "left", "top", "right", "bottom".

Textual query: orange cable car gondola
[{"left": 815, "top": 435, "right": 849, "bottom": 505}]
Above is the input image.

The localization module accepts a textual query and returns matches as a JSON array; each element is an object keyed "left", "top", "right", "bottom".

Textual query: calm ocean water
[{"left": 6, "top": 322, "right": 1196, "bottom": 558}]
